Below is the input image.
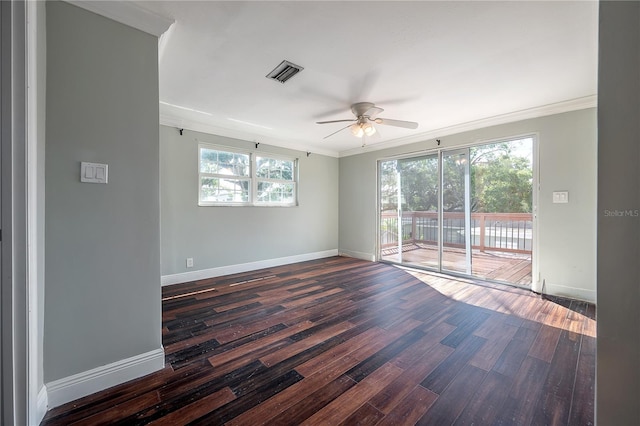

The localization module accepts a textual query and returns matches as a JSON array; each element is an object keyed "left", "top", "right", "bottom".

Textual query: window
[
  {"left": 256, "top": 156, "right": 296, "bottom": 205},
  {"left": 198, "top": 144, "right": 298, "bottom": 206},
  {"left": 199, "top": 148, "right": 251, "bottom": 204}
]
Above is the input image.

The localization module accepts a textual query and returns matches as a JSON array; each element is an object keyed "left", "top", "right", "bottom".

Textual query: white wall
[
  {"left": 596, "top": 1, "right": 640, "bottom": 423},
  {"left": 339, "top": 109, "right": 597, "bottom": 302},
  {"left": 43, "top": 1, "right": 162, "bottom": 404},
  {"left": 160, "top": 126, "right": 339, "bottom": 283}
]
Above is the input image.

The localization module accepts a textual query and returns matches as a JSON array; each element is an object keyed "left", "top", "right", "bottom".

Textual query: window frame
[
  {"left": 198, "top": 143, "right": 298, "bottom": 207},
  {"left": 254, "top": 153, "right": 298, "bottom": 207}
]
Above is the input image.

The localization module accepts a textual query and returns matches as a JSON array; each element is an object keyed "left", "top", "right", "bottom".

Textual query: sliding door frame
[{"left": 376, "top": 133, "right": 539, "bottom": 290}]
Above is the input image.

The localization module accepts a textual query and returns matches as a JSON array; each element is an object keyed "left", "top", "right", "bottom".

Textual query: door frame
[
  {"left": 376, "top": 133, "right": 539, "bottom": 289},
  {"left": 1, "top": 1, "right": 29, "bottom": 425}
]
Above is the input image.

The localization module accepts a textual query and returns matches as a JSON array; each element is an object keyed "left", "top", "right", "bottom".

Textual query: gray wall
[
  {"left": 597, "top": 1, "right": 640, "bottom": 423},
  {"left": 160, "top": 126, "right": 339, "bottom": 276},
  {"left": 1, "top": 1, "right": 28, "bottom": 424},
  {"left": 44, "top": 1, "right": 161, "bottom": 381},
  {"left": 340, "top": 109, "right": 597, "bottom": 302}
]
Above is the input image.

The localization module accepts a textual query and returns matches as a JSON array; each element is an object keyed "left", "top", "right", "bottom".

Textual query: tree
[
  {"left": 473, "top": 155, "right": 532, "bottom": 213},
  {"left": 471, "top": 142, "right": 532, "bottom": 213},
  {"left": 380, "top": 140, "right": 532, "bottom": 214}
]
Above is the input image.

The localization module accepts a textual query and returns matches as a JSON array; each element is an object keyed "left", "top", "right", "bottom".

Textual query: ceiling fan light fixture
[
  {"left": 317, "top": 102, "right": 419, "bottom": 139},
  {"left": 363, "top": 122, "right": 376, "bottom": 136},
  {"left": 350, "top": 123, "right": 364, "bottom": 138}
]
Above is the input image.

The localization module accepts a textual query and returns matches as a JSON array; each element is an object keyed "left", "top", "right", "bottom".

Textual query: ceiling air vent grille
[{"left": 266, "top": 60, "right": 304, "bottom": 84}]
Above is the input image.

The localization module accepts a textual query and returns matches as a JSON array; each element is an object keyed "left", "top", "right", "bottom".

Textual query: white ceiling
[{"left": 131, "top": 1, "right": 598, "bottom": 157}]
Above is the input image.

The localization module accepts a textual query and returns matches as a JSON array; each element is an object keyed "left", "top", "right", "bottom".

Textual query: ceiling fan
[{"left": 316, "top": 102, "right": 418, "bottom": 139}]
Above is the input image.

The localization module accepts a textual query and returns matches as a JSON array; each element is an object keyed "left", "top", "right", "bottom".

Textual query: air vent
[{"left": 266, "top": 60, "right": 304, "bottom": 84}]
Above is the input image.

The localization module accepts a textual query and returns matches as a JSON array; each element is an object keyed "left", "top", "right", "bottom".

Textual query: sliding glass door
[
  {"left": 378, "top": 137, "right": 534, "bottom": 287},
  {"left": 379, "top": 155, "right": 439, "bottom": 269},
  {"left": 441, "top": 149, "right": 471, "bottom": 274}
]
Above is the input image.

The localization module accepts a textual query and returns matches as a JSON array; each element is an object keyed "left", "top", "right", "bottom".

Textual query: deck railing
[{"left": 381, "top": 211, "right": 533, "bottom": 254}]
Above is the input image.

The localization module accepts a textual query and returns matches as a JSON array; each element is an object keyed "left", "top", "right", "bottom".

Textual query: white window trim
[
  {"left": 254, "top": 152, "right": 298, "bottom": 207},
  {"left": 198, "top": 143, "right": 298, "bottom": 207}
]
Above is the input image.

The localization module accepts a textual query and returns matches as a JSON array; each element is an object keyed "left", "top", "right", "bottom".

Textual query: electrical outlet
[{"left": 186, "top": 258, "right": 194, "bottom": 268}]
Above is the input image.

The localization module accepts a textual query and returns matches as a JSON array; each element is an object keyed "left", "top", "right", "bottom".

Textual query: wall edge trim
[
  {"left": 45, "top": 347, "right": 165, "bottom": 409},
  {"left": 338, "top": 249, "right": 376, "bottom": 262},
  {"left": 35, "top": 385, "right": 48, "bottom": 424},
  {"left": 339, "top": 95, "right": 598, "bottom": 157},
  {"left": 542, "top": 282, "right": 596, "bottom": 304},
  {"left": 66, "top": 0, "right": 173, "bottom": 37},
  {"left": 161, "top": 249, "right": 340, "bottom": 286}
]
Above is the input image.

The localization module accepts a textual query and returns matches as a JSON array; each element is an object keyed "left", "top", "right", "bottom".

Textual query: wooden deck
[
  {"left": 381, "top": 243, "right": 532, "bottom": 286},
  {"left": 42, "top": 257, "right": 593, "bottom": 425}
]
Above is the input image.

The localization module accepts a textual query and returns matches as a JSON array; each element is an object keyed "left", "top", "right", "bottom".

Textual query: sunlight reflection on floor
[{"left": 402, "top": 266, "right": 596, "bottom": 338}]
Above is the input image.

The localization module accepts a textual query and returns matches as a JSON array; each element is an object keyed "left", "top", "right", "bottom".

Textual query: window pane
[
  {"left": 257, "top": 181, "right": 295, "bottom": 204},
  {"left": 256, "top": 156, "right": 294, "bottom": 181},
  {"left": 255, "top": 157, "right": 272, "bottom": 178},
  {"left": 200, "top": 148, "right": 218, "bottom": 173},
  {"left": 200, "top": 177, "right": 250, "bottom": 203},
  {"left": 200, "top": 148, "right": 249, "bottom": 176}
]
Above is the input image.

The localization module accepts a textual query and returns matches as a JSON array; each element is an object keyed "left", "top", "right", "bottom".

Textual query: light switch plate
[
  {"left": 81, "top": 162, "right": 108, "bottom": 184},
  {"left": 552, "top": 191, "right": 569, "bottom": 203}
]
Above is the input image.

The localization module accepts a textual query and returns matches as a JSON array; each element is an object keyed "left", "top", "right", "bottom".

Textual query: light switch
[
  {"left": 95, "top": 165, "right": 105, "bottom": 180},
  {"left": 84, "top": 165, "right": 95, "bottom": 179},
  {"left": 81, "top": 162, "right": 108, "bottom": 184},
  {"left": 552, "top": 191, "right": 569, "bottom": 203}
]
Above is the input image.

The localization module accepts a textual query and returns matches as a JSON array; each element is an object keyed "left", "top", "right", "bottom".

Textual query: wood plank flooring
[
  {"left": 42, "top": 256, "right": 595, "bottom": 425},
  {"left": 381, "top": 244, "right": 532, "bottom": 285}
]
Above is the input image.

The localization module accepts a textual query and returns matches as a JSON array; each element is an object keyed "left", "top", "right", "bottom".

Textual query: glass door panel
[
  {"left": 379, "top": 159, "right": 401, "bottom": 263},
  {"left": 441, "top": 149, "right": 471, "bottom": 274},
  {"left": 398, "top": 155, "right": 439, "bottom": 269},
  {"left": 379, "top": 155, "right": 439, "bottom": 268},
  {"left": 469, "top": 138, "right": 534, "bottom": 285}
]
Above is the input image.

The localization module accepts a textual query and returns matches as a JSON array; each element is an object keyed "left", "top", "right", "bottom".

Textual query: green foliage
[
  {"left": 380, "top": 140, "right": 533, "bottom": 214},
  {"left": 470, "top": 141, "right": 532, "bottom": 213},
  {"left": 473, "top": 155, "right": 532, "bottom": 213}
]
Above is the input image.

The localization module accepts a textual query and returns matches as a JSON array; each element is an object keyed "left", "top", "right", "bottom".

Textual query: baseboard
[
  {"left": 35, "top": 385, "right": 48, "bottom": 425},
  {"left": 542, "top": 282, "right": 596, "bottom": 304},
  {"left": 338, "top": 249, "right": 375, "bottom": 262},
  {"left": 161, "top": 249, "right": 339, "bottom": 286},
  {"left": 46, "top": 347, "right": 165, "bottom": 409}
]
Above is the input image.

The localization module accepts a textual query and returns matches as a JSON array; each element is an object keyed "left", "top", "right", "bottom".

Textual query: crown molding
[
  {"left": 338, "top": 95, "right": 598, "bottom": 157},
  {"left": 159, "top": 113, "right": 340, "bottom": 158},
  {"left": 66, "top": 1, "right": 174, "bottom": 37},
  {"left": 160, "top": 95, "right": 596, "bottom": 160}
]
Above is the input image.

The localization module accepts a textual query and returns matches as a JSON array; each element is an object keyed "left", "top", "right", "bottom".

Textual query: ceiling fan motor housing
[{"left": 351, "top": 102, "right": 377, "bottom": 117}]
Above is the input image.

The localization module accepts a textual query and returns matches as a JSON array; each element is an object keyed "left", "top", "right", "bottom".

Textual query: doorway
[{"left": 378, "top": 137, "right": 535, "bottom": 287}]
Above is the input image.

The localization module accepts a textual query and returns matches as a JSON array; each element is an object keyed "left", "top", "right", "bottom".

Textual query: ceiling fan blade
[
  {"left": 374, "top": 118, "right": 419, "bottom": 129},
  {"left": 316, "top": 119, "right": 356, "bottom": 125},
  {"left": 323, "top": 124, "right": 352, "bottom": 139}
]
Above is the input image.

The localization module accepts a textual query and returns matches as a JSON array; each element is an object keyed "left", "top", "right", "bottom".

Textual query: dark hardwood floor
[{"left": 42, "top": 256, "right": 595, "bottom": 425}]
